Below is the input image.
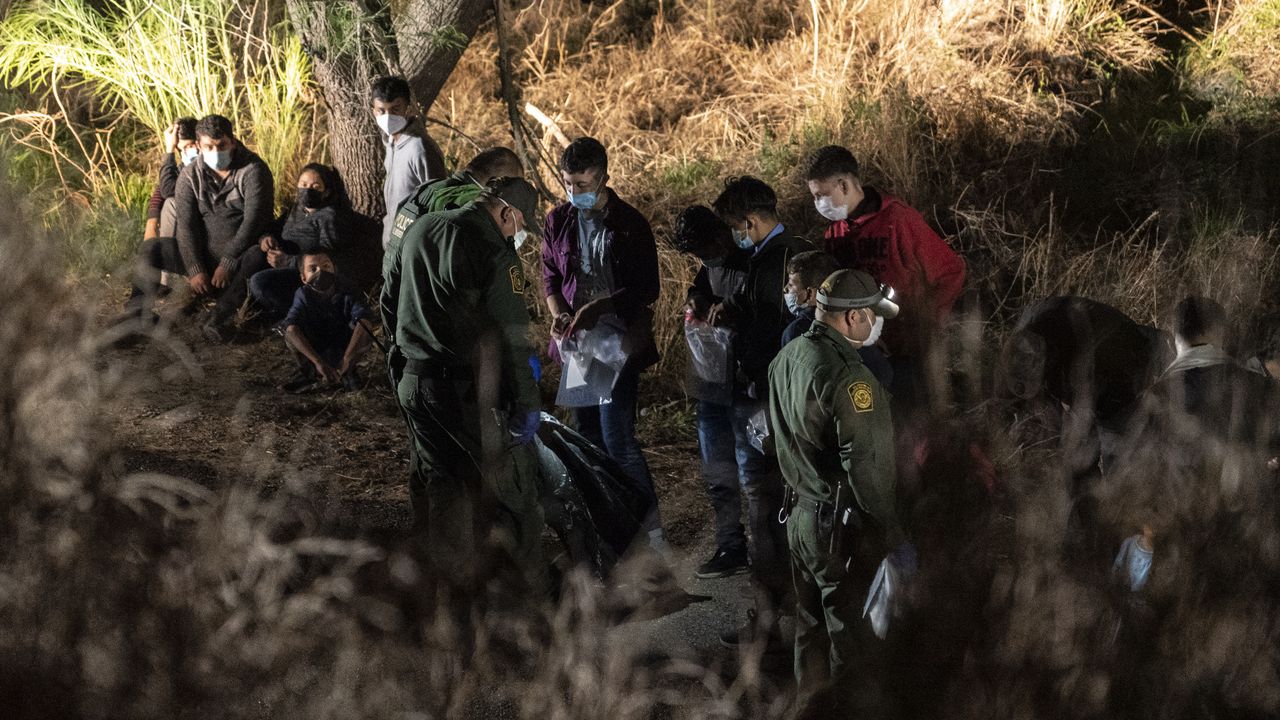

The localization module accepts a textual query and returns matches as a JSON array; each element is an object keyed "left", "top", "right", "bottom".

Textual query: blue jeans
[
  {"left": 249, "top": 267, "right": 302, "bottom": 321},
  {"left": 698, "top": 400, "right": 746, "bottom": 554},
  {"left": 732, "top": 396, "right": 789, "bottom": 611},
  {"left": 574, "top": 367, "right": 662, "bottom": 533}
]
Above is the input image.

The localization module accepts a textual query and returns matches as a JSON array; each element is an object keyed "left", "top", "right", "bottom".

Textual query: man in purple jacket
[{"left": 541, "top": 137, "right": 669, "bottom": 553}]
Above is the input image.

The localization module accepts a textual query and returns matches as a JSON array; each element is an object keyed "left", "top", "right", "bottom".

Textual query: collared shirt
[
  {"left": 754, "top": 223, "right": 786, "bottom": 256},
  {"left": 381, "top": 202, "right": 540, "bottom": 413},
  {"left": 768, "top": 320, "right": 902, "bottom": 546}
]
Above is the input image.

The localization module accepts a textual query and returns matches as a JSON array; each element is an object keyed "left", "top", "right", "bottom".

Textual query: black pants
[{"left": 127, "top": 238, "right": 267, "bottom": 323}]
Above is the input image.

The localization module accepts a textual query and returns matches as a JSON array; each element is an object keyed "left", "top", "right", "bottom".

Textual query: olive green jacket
[
  {"left": 768, "top": 320, "right": 902, "bottom": 545},
  {"left": 380, "top": 202, "right": 539, "bottom": 414}
]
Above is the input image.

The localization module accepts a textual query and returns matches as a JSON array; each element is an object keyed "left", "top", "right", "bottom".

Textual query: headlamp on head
[{"left": 816, "top": 269, "right": 900, "bottom": 319}]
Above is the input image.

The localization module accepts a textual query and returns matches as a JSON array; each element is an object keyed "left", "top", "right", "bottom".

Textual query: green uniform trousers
[
  {"left": 787, "top": 505, "right": 887, "bottom": 715},
  {"left": 396, "top": 368, "right": 548, "bottom": 597}
]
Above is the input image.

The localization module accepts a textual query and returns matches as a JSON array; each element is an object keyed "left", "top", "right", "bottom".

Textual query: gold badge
[
  {"left": 849, "top": 381, "right": 874, "bottom": 413},
  {"left": 508, "top": 265, "right": 525, "bottom": 294}
]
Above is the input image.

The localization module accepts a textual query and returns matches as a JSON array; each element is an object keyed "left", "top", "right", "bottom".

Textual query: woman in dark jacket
[{"left": 249, "top": 163, "right": 351, "bottom": 320}]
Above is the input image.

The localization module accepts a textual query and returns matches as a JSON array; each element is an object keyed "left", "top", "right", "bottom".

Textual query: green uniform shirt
[
  {"left": 380, "top": 202, "right": 539, "bottom": 413},
  {"left": 768, "top": 320, "right": 902, "bottom": 545},
  {"left": 386, "top": 171, "right": 486, "bottom": 251}
]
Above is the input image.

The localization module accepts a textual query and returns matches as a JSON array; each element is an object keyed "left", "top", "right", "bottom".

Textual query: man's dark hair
[
  {"left": 194, "top": 114, "right": 234, "bottom": 141},
  {"left": 806, "top": 145, "right": 860, "bottom": 181},
  {"left": 787, "top": 251, "right": 841, "bottom": 290},
  {"left": 371, "top": 75, "right": 412, "bottom": 104},
  {"left": 1174, "top": 296, "right": 1227, "bottom": 342},
  {"left": 713, "top": 176, "right": 777, "bottom": 224},
  {"left": 175, "top": 117, "right": 198, "bottom": 141},
  {"left": 301, "top": 249, "right": 333, "bottom": 264},
  {"left": 560, "top": 137, "right": 608, "bottom": 175},
  {"left": 672, "top": 205, "right": 731, "bottom": 255},
  {"left": 466, "top": 147, "right": 523, "bottom": 179}
]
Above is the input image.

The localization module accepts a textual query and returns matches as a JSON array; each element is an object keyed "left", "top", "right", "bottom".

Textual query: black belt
[
  {"left": 404, "top": 357, "right": 472, "bottom": 381},
  {"left": 795, "top": 495, "right": 833, "bottom": 513}
]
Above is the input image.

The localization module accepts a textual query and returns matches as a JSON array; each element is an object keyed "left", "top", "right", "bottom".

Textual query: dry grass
[
  {"left": 428, "top": 0, "right": 1172, "bottom": 375},
  {"left": 1186, "top": 0, "right": 1280, "bottom": 106}
]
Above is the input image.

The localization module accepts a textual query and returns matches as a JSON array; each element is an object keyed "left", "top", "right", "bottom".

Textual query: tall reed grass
[{"left": 0, "top": 0, "right": 317, "bottom": 207}]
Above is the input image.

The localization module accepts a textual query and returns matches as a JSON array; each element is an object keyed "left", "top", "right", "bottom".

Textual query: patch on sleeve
[
  {"left": 508, "top": 265, "right": 526, "bottom": 294},
  {"left": 848, "top": 381, "right": 874, "bottom": 413}
]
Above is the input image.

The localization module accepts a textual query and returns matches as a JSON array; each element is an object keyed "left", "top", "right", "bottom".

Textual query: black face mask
[
  {"left": 297, "top": 187, "right": 325, "bottom": 210},
  {"left": 307, "top": 269, "right": 337, "bottom": 294}
]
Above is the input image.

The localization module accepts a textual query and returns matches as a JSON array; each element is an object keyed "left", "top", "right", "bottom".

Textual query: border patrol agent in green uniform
[
  {"left": 768, "top": 269, "right": 910, "bottom": 698},
  {"left": 385, "top": 147, "right": 525, "bottom": 253},
  {"left": 381, "top": 176, "right": 547, "bottom": 595}
]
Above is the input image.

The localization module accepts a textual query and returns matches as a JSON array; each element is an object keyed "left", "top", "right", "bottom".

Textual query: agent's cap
[
  {"left": 485, "top": 176, "right": 541, "bottom": 230},
  {"left": 816, "top": 269, "right": 900, "bottom": 319}
]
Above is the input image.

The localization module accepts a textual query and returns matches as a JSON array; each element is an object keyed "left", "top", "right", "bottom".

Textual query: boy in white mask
[
  {"left": 783, "top": 250, "right": 894, "bottom": 389},
  {"left": 370, "top": 75, "right": 445, "bottom": 251}
]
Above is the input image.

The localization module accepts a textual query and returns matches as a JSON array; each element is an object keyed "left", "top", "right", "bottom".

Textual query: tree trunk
[
  {"left": 286, "top": 0, "right": 490, "bottom": 219},
  {"left": 392, "top": 0, "right": 491, "bottom": 113}
]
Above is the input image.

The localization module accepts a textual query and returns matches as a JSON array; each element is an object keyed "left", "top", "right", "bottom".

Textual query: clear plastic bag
[
  {"left": 862, "top": 558, "right": 898, "bottom": 639},
  {"left": 685, "top": 322, "right": 734, "bottom": 406},
  {"left": 746, "top": 405, "right": 772, "bottom": 455},
  {"left": 555, "top": 317, "right": 629, "bottom": 407}
]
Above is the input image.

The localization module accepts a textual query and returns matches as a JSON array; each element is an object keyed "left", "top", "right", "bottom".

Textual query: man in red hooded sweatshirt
[{"left": 805, "top": 145, "right": 965, "bottom": 405}]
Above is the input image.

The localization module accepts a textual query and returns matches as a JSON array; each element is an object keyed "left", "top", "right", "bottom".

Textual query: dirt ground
[{"left": 101, "top": 288, "right": 711, "bottom": 550}]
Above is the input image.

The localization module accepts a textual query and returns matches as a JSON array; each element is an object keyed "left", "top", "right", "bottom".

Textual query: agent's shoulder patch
[
  {"left": 508, "top": 265, "right": 525, "bottom": 294},
  {"left": 848, "top": 380, "right": 874, "bottom": 413}
]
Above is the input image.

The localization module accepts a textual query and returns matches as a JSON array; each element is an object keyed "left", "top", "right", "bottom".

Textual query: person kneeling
[{"left": 281, "top": 251, "right": 374, "bottom": 392}]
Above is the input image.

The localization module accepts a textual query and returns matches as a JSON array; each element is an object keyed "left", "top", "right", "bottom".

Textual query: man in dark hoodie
[
  {"left": 121, "top": 114, "right": 275, "bottom": 341},
  {"left": 710, "top": 175, "right": 810, "bottom": 651},
  {"left": 674, "top": 204, "right": 751, "bottom": 579}
]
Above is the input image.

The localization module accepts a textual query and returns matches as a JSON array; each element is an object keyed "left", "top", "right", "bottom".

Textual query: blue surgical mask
[
  {"left": 732, "top": 227, "right": 753, "bottom": 249},
  {"left": 203, "top": 149, "right": 232, "bottom": 171},
  {"left": 180, "top": 147, "right": 199, "bottom": 166},
  {"left": 570, "top": 190, "right": 598, "bottom": 210},
  {"left": 784, "top": 292, "right": 802, "bottom": 316}
]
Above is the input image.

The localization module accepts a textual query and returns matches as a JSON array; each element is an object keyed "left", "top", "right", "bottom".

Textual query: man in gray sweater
[{"left": 123, "top": 114, "right": 275, "bottom": 342}]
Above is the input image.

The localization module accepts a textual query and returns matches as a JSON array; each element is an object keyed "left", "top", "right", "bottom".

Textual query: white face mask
[
  {"left": 377, "top": 113, "right": 408, "bottom": 136},
  {"left": 180, "top": 147, "right": 199, "bottom": 166},
  {"left": 864, "top": 315, "right": 884, "bottom": 346},
  {"left": 814, "top": 195, "right": 849, "bottom": 222},
  {"left": 512, "top": 228, "right": 529, "bottom": 250},
  {"left": 202, "top": 149, "right": 232, "bottom": 171}
]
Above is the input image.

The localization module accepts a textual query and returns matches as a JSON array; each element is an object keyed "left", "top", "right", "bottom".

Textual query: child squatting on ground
[{"left": 280, "top": 250, "right": 374, "bottom": 393}]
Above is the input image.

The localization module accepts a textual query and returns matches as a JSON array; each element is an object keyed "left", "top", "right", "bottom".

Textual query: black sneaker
[
  {"left": 341, "top": 368, "right": 363, "bottom": 392},
  {"left": 695, "top": 548, "right": 749, "bottom": 579},
  {"left": 718, "top": 608, "right": 785, "bottom": 653}
]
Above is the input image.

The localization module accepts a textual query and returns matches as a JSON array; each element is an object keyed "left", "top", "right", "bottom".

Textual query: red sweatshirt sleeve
[{"left": 897, "top": 209, "right": 965, "bottom": 319}]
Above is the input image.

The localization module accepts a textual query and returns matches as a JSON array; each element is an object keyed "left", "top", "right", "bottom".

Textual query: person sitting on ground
[
  {"left": 386, "top": 146, "right": 525, "bottom": 253},
  {"left": 782, "top": 250, "right": 893, "bottom": 388},
  {"left": 121, "top": 114, "right": 275, "bottom": 341},
  {"left": 144, "top": 117, "right": 198, "bottom": 243},
  {"left": 141, "top": 117, "right": 198, "bottom": 295},
  {"left": 805, "top": 145, "right": 965, "bottom": 404},
  {"left": 249, "top": 163, "right": 351, "bottom": 321},
  {"left": 674, "top": 204, "right": 751, "bottom": 579},
  {"left": 281, "top": 250, "right": 374, "bottom": 392},
  {"left": 372, "top": 75, "right": 446, "bottom": 251}
]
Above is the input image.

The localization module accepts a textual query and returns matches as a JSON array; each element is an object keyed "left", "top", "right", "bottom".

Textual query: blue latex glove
[
  {"left": 528, "top": 355, "right": 542, "bottom": 383},
  {"left": 889, "top": 541, "right": 918, "bottom": 579},
  {"left": 510, "top": 409, "right": 542, "bottom": 445}
]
